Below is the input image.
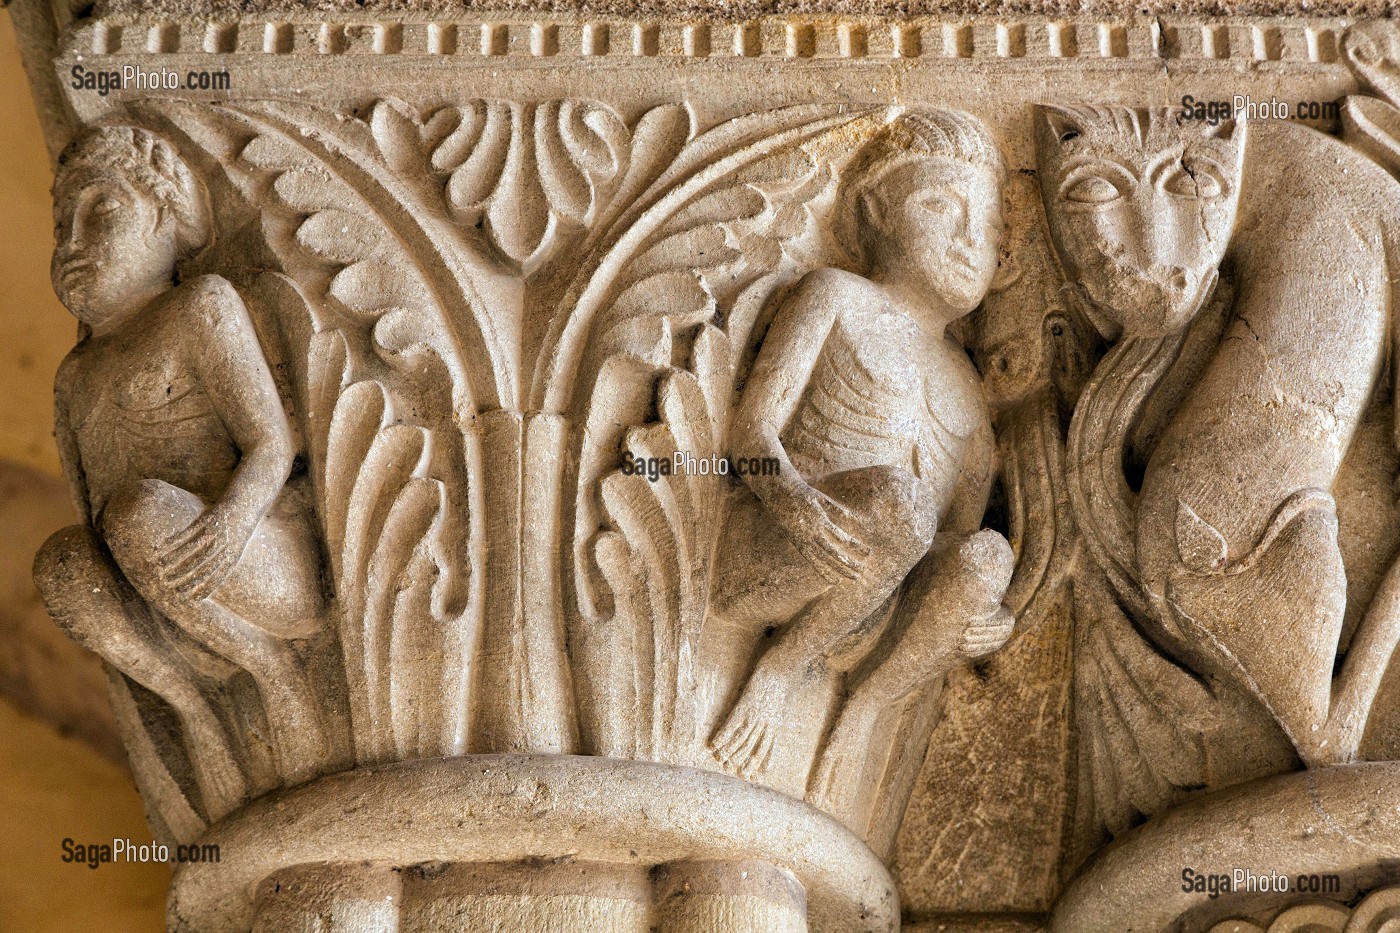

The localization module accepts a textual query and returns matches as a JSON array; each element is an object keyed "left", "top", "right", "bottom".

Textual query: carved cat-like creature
[{"left": 1037, "top": 105, "right": 1400, "bottom": 767}]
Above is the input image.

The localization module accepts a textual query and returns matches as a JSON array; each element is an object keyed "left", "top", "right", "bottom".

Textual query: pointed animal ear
[
  {"left": 1038, "top": 104, "right": 1087, "bottom": 145},
  {"left": 1205, "top": 117, "right": 1243, "bottom": 143}
]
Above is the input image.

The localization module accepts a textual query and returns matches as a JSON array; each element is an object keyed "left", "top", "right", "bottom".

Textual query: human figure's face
[
  {"left": 866, "top": 159, "right": 1005, "bottom": 322},
  {"left": 52, "top": 175, "right": 177, "bottom": 336}
]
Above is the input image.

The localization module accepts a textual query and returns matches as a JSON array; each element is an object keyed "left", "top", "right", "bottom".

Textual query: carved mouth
[
  {"left": 58, "top": 259, "right": 92, "bottom": 282},
  {"left": 1076, "top": 263, "right": 1209, "bottom": 337},
  {"left": 950, "top": 250, "right": 981, "bottom": 273}
]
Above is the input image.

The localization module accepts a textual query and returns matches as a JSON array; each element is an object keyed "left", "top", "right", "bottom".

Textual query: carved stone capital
[{"left": 10, "top": 1, "right": 1400, "bottom": 930}]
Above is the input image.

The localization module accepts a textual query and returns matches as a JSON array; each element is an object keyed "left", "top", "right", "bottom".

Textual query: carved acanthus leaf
[{"left": 429, "top": 99, "right": 629, "bottom": 273}]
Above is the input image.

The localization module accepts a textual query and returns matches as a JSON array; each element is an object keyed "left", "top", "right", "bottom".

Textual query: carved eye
[
  {"left": 916, "top": 194, "right": 957, "bottom": 217},
  {"left": 92, "top": 196, "right": 122, "bottom": 216},
  {"left": 1163, "top": 160, "right": 1226, "bottom": 199},
  {"left": 1062, "top": 175, "right": 1123, "bottom": 205}
]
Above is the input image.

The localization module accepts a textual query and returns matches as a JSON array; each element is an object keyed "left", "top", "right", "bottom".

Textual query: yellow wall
[
  {"left": 0, "top": 13, "right": 165, "bottom": 933},
  {"left": 0, "top": 10, "right": 73, "bottom": 479}
]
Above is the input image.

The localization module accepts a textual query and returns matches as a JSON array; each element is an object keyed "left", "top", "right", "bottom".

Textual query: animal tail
[{"left": 1066, "top": 332, "right": 1187, "bottom": 623}]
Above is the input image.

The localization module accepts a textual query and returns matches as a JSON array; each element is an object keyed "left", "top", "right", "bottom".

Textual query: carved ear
[
  {"left": 860, "top": 185, "right": 888, "bottom": 238},
  {"left": 1038, "top": 104, "right": 1086, "bottom": 145},
  {"left": 152, "top": 203, "right": 175, "bottom": 241}
]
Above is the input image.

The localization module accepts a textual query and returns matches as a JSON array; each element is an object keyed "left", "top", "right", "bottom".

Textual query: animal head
[
  {"left": 1345, "top": 20, "right": 1400, "bottom": 110},
  {"left": 1034, "top": 105, "right": 1244, "bottom": 339},
  {"left": 968, "top": 173, "right": 1094, "bottom": 410}
]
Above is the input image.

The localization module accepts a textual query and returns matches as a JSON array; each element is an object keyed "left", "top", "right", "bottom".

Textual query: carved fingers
[
  {"left": 158, "top": 508, "right": 253, "bottom": 602},
  {"left": 780, "top": 487, "right": 873, "bottom": 583},
  {"left": 961, "top": 605, "right": 1016, "bottom": 659}
]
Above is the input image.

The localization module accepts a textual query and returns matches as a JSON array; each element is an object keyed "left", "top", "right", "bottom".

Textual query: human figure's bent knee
[{"left": 99, "top": 478, "right": 320, "bottom": 639}]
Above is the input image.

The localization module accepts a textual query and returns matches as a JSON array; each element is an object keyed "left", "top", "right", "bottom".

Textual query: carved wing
[{"left": 555, "top": 105, "right": 897, "bottom": 763}]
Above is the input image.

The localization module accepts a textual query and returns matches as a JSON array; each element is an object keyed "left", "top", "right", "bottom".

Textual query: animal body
[{"left": 1037, "top": 105, "right": 1400, "bottom": 766}]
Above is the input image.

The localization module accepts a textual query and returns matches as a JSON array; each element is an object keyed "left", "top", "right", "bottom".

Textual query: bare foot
[{"left": 710, "top": 663, "right": 796, "bottom": 781}]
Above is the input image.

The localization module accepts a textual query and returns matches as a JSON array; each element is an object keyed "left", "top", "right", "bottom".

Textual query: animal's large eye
[
  {"left": 1163, "top": 159, "right": 1226, "bottom": 199},
  {"left": 1063, "top": 175, "right": 1123, "bottom": 205}
]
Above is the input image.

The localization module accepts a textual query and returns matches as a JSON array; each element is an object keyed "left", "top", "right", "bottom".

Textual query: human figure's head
[
  {"left": 52, "top": 126, "right": 211, "bottom": 336},
  {"left": 834, "top": 109, "right": 1007, "bottom": 322}
]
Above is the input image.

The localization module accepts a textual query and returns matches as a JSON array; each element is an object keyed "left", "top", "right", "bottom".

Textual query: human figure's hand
[
  {"left": 762, "top": 474, "right": 872, "bottom": 582},
  {"left": 157, "top": 505, "right": 258, "bottom": 602},
  {"left": 962, "top": 604, "right": 1016, "bottom": 658}
]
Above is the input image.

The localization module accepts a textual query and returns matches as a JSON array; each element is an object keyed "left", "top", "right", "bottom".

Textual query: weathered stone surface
[{"left": 10, "top": 1, "right": 1400, "bottom": 930}]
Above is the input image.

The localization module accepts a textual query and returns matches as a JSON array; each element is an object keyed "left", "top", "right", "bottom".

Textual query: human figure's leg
[
  {"left": 710, "top": 466, "right": 935, "bottom": 779},
  {"left": 1160, "top": 492, "right": 1357, "bottom": 766},
  {"left": 99, "top": 479, "right": 327, "bottom": 781},
  {"left": 709, "top": 484, "right": 830, "bottom": 625},
  {"left": 211, "top": 482, "right": 324, "bottom": 638},
  {"left": 34, "top": 524, "right": 248, "bottom": 818},
  {"left": 809, "top": 530, "right": 1014, "bottom": 814}
]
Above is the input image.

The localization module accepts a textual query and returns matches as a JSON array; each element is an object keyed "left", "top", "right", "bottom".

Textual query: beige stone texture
[
  {"left": 0, "top": 11, "right": 71, "bottom": 477},
  {"left": 0, "top": 17, "right": 166, "bottom": 933},
  {"left": 11, "top": 2, "right": 1400, "bottom": 931}
]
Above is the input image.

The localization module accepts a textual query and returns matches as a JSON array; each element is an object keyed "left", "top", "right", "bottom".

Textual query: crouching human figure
[
  {"left": 34, "top": 126, "right": 328, "bottom": 807},
  {"left": 709, "top": 110, "right": 1019, "bottom": 787}
]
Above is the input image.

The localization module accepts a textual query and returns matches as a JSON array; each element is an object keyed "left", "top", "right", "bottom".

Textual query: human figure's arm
[
  {"left": 53, "top": 354, "right": 93, "bottom": 526},
  {"left": 731, "top": 271, "right": 841, "bottom": 472},
  {"left": 906, "top": 390, "right": 1010, "bottom": 659},
  {"left": 941, "top": 413, "right": 996, "bottom": 535},
  {"left": 731, "top": 270, "right": 871, "bottom": 579},
  {"left": 159, "top": 276, "right": 295, "bottom": 601}
]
